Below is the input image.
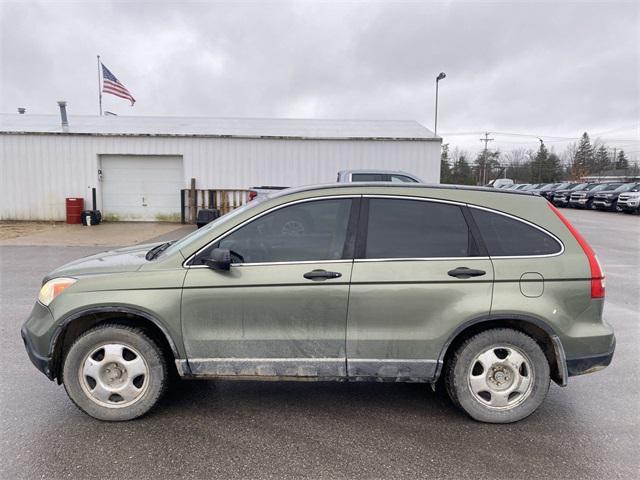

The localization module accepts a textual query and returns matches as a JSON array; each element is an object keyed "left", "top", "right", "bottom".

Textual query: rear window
[
  {"left": 365, "top": 199, "right": 473, "bottom": 258},
  {"left": 470, "top": 208, "right": 562, "bottom": 257}
]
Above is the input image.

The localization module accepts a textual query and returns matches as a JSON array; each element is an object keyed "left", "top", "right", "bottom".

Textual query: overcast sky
[{"left": 1, "top": 0, "right": 639, "bottom": 158}]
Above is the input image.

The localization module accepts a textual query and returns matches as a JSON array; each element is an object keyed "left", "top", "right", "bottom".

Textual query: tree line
[{"left": 440, "top": 132, "right": 637, "bottom": 185}]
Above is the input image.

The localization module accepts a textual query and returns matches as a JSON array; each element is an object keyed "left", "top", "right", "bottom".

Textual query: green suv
[{"left": 22, "top": 184, "right": 615, "bottom": 423}]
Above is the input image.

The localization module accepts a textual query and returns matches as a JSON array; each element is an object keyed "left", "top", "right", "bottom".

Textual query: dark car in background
[
  {"left": 552, "top": 183, "right": 592, "bottom": 207},
  {"left": 593, "top": 183, "right": 639, "bottom": 212},
  {"left": 538, "top": 182, "right": 576, "bottom": 201},
  {"left": 569, "top": 183, "right": 612, "bottom": 209}
]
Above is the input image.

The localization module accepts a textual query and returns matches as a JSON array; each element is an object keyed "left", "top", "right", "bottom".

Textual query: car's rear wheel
[
  {"left": 62, "top": 324, "right": 168, "bottom": 421},
  {"left": 445, "top": 328, "right": 550, "bottom": 423}
]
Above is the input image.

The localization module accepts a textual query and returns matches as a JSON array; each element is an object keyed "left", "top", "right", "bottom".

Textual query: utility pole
[
  {"left": 479, "top": 132, "right": 494, "bottom": 185},
  {"left": 434, "top": 72, "right": 446, "bottom": 136}
]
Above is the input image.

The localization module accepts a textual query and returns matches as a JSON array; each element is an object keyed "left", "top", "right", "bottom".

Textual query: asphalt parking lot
[{"left": 1, "top": 209, "right": 638, "bottom": 480}]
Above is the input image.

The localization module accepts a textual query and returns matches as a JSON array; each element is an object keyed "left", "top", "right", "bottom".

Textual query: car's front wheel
[
  {"left": 62, "top": 324, "right": 168, "bottom": 421},
  {"left": 445, "top": 328, "right": 550, "bottom": 423}
]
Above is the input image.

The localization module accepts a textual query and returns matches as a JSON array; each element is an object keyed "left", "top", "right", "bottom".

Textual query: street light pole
[{"left": 434, "top": 72, "right": 446, "bottom": 136}]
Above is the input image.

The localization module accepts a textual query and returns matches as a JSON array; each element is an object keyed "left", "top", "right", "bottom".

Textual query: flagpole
[{"left": 97, "top": 55, "right": 103, "bottom": 116}]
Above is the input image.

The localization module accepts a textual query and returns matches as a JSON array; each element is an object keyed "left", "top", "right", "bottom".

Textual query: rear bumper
[{"left": 566, "top": 337, "right": 615, "bottom": 377}]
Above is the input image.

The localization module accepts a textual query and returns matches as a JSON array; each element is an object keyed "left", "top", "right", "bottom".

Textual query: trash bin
[{"left": 196, "top": 208, "right": 220, "bottom": 228}]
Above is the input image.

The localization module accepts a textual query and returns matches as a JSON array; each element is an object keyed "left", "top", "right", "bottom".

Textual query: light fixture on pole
[{"left": 434, "top": 72, "right": 446, "bottom": 136}]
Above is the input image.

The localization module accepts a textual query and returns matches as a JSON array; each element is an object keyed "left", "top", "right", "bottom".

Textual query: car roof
[{"left": 268, "top": 182, "right": 535, "bottom": 199}]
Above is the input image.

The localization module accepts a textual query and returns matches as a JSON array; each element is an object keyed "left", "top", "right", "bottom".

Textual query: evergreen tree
[
  {"left": 451, "top": 154, "right": 474, "bottom": 185},
  {"left": 531, "top": 142, "right": 549, "bottom": 183},
  {"left": 546, "top": 153, "right": 562, "bottom": 182},
  {"left": 616, "top": 150, "right": 629, "bottom": 169},
  {"left": 573, "top": 132, "right": 595, "bottom": 175},
  {"left": 594, "top": 145, "right": 610, "bottom": 173},
  {"left": 440, "top": 143, "right": 452, "bottom": 183}
]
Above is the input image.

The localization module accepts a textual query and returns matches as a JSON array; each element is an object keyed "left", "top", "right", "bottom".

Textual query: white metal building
[{"left": 0, "top": 113, "right": 441, "bottom": 221}]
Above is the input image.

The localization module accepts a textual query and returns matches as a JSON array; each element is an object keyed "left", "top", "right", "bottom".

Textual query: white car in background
[{"left": 248, "top": 169, "right": 423, "bottom": 201}]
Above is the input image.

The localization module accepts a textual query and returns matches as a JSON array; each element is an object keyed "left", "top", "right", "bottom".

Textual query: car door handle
[
  {"left": 448, "top": 267, "right": 486, "bottom": 279},
  {"left": 303, "top": 269, "right": 342, "bottom": 281}
]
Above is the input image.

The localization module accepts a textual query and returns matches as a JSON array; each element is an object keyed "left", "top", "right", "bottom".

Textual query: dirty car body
[{"left": 22, "top": 183, "right": 615, "bottom": 423}]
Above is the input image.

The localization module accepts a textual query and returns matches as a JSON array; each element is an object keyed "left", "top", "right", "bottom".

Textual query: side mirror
[{"left": 204, "top": 248, "right": 231, "bottom": 271}]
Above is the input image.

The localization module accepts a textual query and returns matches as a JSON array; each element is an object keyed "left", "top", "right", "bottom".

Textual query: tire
[
  {"left": 62, "top": 323, "right": 168, "bottom": 421},
  {"left": 587, "top": 199, "right": 595, "bottom": 210},
  {"left": 445, "top": 328, "right": 550, "bottom": 423}
]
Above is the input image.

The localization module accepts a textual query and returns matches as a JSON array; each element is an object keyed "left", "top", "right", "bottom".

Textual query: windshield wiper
[{"left": 145, "top": 241, "right": 174, "bottom": 261}]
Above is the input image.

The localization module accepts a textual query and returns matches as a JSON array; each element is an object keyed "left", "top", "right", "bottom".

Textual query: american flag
[{"left": 101, "top": 63, "right": 136, "bottom": 105}]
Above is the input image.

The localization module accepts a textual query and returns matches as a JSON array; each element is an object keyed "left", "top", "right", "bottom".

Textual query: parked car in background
[
  {"left": 617, "top": 184, "right": 640, "bottom": 214},
  {"left": 248, "top": 169, "right": 424, "bottom": 201},
  {"left": 537, "top": 182, "right": 575, "bottom": 201},
  {"left": 485, "top": 178, "right": 514, "bottom": 189},
  {"left": 529, "top": 183, "right": 558, "bottom": 197},
  {"left": 337, "top": 169, "right": 423, "bottom": 183},
  {"left": 569, "top": 183, "right": 612, "bottom": 209},
  {"left": 552, "top": 183, "right": 591, "bottom": 208},
  {"left": 522, "top": 183, "right": 544, "bottom": 191},
  {"left": 22, "top": 183, "right": 614, "bottom": 424},
  {"left": 507, "top": 183, "right": 531, "bottom": 191},
  {"left": 594, "top": 183, "right": 639, "bottom": 212}
]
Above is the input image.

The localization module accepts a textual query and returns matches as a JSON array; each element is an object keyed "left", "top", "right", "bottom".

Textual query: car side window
[
  {"left": 194, "top": 199, "right": 353, "bottom": 264},
  {"left": 352, "top": 173, "right": 386, "bottom": 182},
  {"left": 364, "top": 199, "right": 473, "bottom": 258},
  {"left": 470, "top": 208, "right": 561, "bottom": 256},
  {"left": 389, "top": 175, "right": 418, "bottom": 183}
]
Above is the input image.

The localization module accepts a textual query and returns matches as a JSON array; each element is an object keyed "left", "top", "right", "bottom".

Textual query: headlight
[{"left": 38, "top": 277, "right": 76, "bottom": 306}]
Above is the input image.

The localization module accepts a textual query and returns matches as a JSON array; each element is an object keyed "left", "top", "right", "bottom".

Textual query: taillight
[
  {"left": 548, "top": 203, "right": 605, "bottom": 298},
  {"left": 248, "top": 190, "right": 257, "bottom": 201}
]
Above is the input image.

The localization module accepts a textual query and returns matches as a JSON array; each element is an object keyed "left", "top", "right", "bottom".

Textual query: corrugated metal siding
[{"left": 0, "top": 134, "right": 440, "bottom": 221}]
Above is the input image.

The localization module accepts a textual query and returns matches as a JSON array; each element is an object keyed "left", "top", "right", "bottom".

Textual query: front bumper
[
  {"left": 553, "top": 197, "right": 569, "bottom": 206},
  {"left": 21, "top": 302, "right": 57, "bottom": 380},
  {"left": 593, "top": 200, "right": 614, "bottom": 209},
  {"left": 569, "top": 198, "right": 588, "bottom": 207},
  {"left": 21, "top": 325, "right": 54, "bottom": 379},
  {"left": 566, "top": 337, "right": 616, "bottom": 377}
]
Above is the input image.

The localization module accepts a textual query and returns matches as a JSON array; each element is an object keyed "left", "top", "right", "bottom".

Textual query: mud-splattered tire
[
  {"left": 62, "top": 324, "right": 168, "bottom": 421},
  {"left": 445, "top": 328, "right": 550, "bottom": 423}
]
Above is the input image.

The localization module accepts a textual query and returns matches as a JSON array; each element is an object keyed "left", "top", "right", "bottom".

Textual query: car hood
[{"left": 44, "top": 243, "right": 159, "bottom": 281}]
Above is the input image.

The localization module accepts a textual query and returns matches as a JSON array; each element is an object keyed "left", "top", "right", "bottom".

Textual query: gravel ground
[{"left": 0, "top": 209, "right": 638, "bottom": 480}]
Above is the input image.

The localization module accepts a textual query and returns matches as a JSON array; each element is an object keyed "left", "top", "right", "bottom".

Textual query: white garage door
[{"left": 100, "top": 155, "right": 184, "bottom": 222}]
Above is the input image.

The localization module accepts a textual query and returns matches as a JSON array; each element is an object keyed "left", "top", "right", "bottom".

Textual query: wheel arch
[
  {"left": 435, "top": 314, "right": 568, "bottom": 387},
  {"left": 49, "top": 306, "right": 184, "bottom": 383}
]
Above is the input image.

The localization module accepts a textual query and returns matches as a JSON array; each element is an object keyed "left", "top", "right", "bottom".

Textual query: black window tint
[
  {"left": 199, "top": 199, "right": 352, "bottom": 264},
  {"left": 470, "top": 209, "right": 561, "bottom": 256},
  {"left": 365, "top": 199, "right": 472, "bottom": 258},
  {"left": 352, "top": 173, "right": 386, "bottom": 182}
]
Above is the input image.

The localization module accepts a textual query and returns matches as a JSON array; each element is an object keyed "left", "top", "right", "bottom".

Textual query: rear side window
[
  {"left": 470, "top": 208, "right": 561, "bottom": 256},
  {"left": 365, "top": 199, "right": 473, "bottom": 258},
  {"left": 352, "top": 173, "right": 386, "bottom": 182},
  {"left": 389, "top": 174, "right": 418, "bottom": 183}
]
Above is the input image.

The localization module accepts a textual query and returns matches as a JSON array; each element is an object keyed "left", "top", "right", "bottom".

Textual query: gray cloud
[{"left": 1, "top": 0, "right": 638, "bottom": 157}]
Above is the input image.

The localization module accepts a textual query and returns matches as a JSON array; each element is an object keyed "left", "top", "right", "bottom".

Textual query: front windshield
[
  {"left": 591, "top": 184, "right": 608, "bottom": 192},
  {"left": 602, "top": 183, "right": 623, "bottom": 191},
  {"left": 570, "top": 183, "right": 588, "bottom": 190},
  {"left": 615, "top": 183, "right": 635, "bottom": 192},
  {"left": 161, "top": 200, "right": 265, "bottom": 257}
]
